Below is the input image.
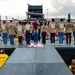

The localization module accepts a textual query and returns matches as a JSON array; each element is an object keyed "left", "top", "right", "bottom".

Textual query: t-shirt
[
  {"left": 41, "top": 26, "right": 47, "bottom": 32},
  {"left": 0, "top": 24, "right": 7, "bottom": 33},
  {"left": 49, "top": 23, "right": 56, "bottom": 33},
  {"left": 73, "top": 24, "right": 75, "bottom": 31},
  {"left": 65, "top": 23, "right": 72, "bottom": 33},
  {"left": 58, "top": 23, "right": 64, "bottom": 32},
  {"left": 16, "top": 25, "right": 23, "bottom": 36},
  {"left": 25, "top": 24, "right": 31, "bottom": 31},
  {"left": 8, "top": 23, "right": 16, "bottom": 34}
]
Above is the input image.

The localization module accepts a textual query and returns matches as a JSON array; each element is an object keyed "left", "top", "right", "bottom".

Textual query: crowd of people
[{"left": 0, "top": 18, "right": 75, "bottom": 47}]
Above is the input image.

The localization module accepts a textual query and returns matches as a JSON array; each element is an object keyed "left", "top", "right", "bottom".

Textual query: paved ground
[{"left": 0, "top": 40, "right": 74, "bottom": 75}]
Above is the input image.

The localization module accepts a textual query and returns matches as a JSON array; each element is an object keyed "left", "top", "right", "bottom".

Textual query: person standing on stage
[
  {"left": 0, "top": 20, "right": 8, "bottom": 45},
  {"left": 49, "top": 18, "right": 56, "bottom": 45},
  {"left": 33, "top": 21, "right": 39, "bottom": 44},
  {"left": 8, "top": 20, "right": 16, "bottom": 45},
  {"left": 73, "top": 22, "right": 75, "bottom": 45},
  {"left": 38, "top": 23, "right": 41, "bottom": 42},
  {"left": 41, "top": 21, "right": 47, "bottom": 45},
  {"left": 16, "top": 21, "right": 23, "bottom": 45},
  {"left": 24, "top": 21, "right": 31, "bottom": 45},
  {"left": 58, "top": 18, "right": 65, "bottom": 45},
  {"left": 65, "top": 19, "right": 73, "bottom": 44},
  {"left": 30, "top": 22, "right": 33, "bottom": 40}
]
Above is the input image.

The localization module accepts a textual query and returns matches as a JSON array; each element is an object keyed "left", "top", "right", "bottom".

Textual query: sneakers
[
  {"left": 19, "top": 43, "right": 23, "bottom": 45},
  {"left": 27, "top": 44, "right": 32, "bottom": 47},
  {"left": 51, "top": 43, "right": 55, "bottom": 45},
  {"left": 11, "top": 43, "right": 15, "bottom": 45},
  {"left": 59, "top": 44, "right": 63, "bottom": 45}
]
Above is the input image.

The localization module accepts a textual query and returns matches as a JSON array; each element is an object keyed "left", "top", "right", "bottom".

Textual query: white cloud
[
  {"left": 48, "top": 0, "right": 75, "bottom": 19},
  {"left": 0, "top": 0, "right": 75, "bottom": 19},
  {"left": 0, "top": 0, "right": 28, "bottom": 19}
]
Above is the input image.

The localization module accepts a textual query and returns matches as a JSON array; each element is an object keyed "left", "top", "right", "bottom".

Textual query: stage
[{"left": 0, "top": 40, "right": 74, "bottom": 75}]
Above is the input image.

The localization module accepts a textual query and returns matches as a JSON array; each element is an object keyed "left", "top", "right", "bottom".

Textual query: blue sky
[{"left": 0, "top": 0, "right": 75, "bottom": 20}]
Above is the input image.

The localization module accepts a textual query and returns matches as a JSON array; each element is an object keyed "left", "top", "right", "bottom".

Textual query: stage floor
[{"left": 0, "top": 40, "right": 74, "bottom": 75}]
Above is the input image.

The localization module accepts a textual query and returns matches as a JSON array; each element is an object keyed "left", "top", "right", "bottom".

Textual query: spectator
[
  {"left": 0, "top": 49, "right": 5, "bottom": 54},
  {"left": 69, "top": 59, "right": 75, "bottom": 75}
]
